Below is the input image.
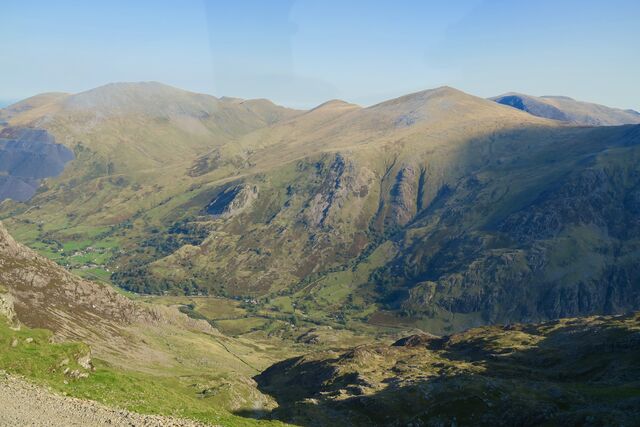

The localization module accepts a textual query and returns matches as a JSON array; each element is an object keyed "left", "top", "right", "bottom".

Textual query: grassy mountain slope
[
  {"left": 0, "top": 82, "right": 300, "bottom": 283},
  {"left": 137, "top": 87, "right": 555, "bottom": 295},
  {"left": 492, "top": 92, "right": 640, "bottom": 126},
  {"left": 0, "top": 92, "right": 69, "bottom": 125}
]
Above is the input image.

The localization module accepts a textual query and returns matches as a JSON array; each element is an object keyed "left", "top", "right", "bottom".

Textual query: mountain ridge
[{"left": 492, "top": 92, "right": 640, "bottom": 125}]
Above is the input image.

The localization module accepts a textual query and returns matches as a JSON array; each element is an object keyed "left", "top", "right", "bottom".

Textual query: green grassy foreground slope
[{"left": 0, "top": 318, "right": 293, "bottom": 426}]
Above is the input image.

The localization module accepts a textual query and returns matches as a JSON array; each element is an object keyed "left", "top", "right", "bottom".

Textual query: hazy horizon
[{"left": 2, "top": 0, "right": 640, "bottom": 110}]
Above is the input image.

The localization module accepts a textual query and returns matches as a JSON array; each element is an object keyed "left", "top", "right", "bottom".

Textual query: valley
[{"left": 4, "top": 1, "right": 640, "bottom": 425}]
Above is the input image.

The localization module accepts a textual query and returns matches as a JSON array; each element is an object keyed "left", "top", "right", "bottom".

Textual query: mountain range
[{"left": 1, "top": 82, "right": 640, "bottom": 335}]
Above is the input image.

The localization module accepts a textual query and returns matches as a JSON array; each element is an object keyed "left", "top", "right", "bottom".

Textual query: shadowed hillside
[
  {"left": 492, "top": 92, "right": 640, "bottom": 126},
  {"left": 0, "top": 127, "right": 74, "bottom": 201}
]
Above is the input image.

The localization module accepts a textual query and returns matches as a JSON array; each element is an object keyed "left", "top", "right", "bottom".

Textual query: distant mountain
[
  {"left": 0, "top": 92, "right": 68, "bottom": 121},
  {"left": 492, "top": 92, "right": 640, "bottom": 126},
  {"left": 0, "top": 82, "right": 301, "bottom": 208},
  {"left": 0, "top": 100, "right": 17, "bottom": 109},
  {"left": 56, "top": 82, "right": 299, "bottom": 125}
]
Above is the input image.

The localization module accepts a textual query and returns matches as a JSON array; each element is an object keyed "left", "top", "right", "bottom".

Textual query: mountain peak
[
  {"left": 74, "top": 81, "right": 193, "bottom": 99},
  {"left": 362, "top": 85, "right": 542, "bottom": 128},
  {"left": 373, "top": 86, "right": 464, "bottom": 105},
  {"left": 60, "top": 81, "right": 217, "bottom": 115},
  {"left": 310, "top": 99, "right": 360, "bottom": 112}
]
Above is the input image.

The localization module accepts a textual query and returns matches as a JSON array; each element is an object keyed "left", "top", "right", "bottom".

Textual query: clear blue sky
[{"left": 1, "top": 0, "right": 639, "bottom": 109}]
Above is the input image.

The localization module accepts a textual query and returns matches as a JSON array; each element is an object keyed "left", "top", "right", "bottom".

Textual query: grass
[
  {"left": 1, "top": 217, "right": 123, "bottom": 287},
  {"left": 71, "top": 267, "right": 113, "bottom": 282},
  {"left": 0, "top": 319, "right": 289, "bottom": 426},
  {"left": 269, "top": 297, "right": 294, "bottom": 314},
  {"left": 214, "top": 317, "right": 272, "bottom": 336},
  {"left": 572, "top": 383, "right": 640, "bottom": 400}
]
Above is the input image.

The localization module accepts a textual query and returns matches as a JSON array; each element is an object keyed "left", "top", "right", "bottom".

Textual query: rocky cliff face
[
  {"left": 378, "top": 125, "right": 640, "bottom": 330},
  {"left": 119, "top": 122, "right": 640, "bottom": 332},
  {"left": 205, "top": 184, "right": 259, "bottom": 218}
]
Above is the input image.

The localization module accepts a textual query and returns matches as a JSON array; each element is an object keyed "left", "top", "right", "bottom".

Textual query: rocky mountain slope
[
  {"left": 364, "top": 123, "right": 640, "bottom": 331},
  {"left": 125, "top": 87, "right": 555, "bottom": 296},
  {"left": 115, "top": 86, "right": 640, "bottom": 333},
  {"left": 255, "top": 312, "right": 640, "bottom": 426},
  {"left": 492, "top": 92, "right": 640, "bottom": 126},
  {"left": 0, "top": 219, "right": 210, "bottom": 349}
]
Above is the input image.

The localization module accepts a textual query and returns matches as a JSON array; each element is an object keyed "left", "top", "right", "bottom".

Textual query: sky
[{"left": 1, "top": 0, "right": 639, "bottom": 109}]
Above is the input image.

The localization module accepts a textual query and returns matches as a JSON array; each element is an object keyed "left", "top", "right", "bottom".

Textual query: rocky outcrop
[
  {"left": 391, "top": 332, "right": 442, "bottom": 348},
  {"left": 388, "top": 165, "right": 419, "bottom": 226},
  {"left": 255, "top": 313, "right": 640, "bottom": 427},
  {"left": 206, "top": 184, "right": 258, "bottom": 218},
  {"left": 0, "top": 292, "right": 16, "bottom": 324},
  {"left": 303, "top": 154, "right": 351, "bottom": 228}
]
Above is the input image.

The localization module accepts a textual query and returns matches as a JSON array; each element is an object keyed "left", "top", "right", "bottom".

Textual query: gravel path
[{"left": 0, "top": 372, "right": 214, "bottom": 426}]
